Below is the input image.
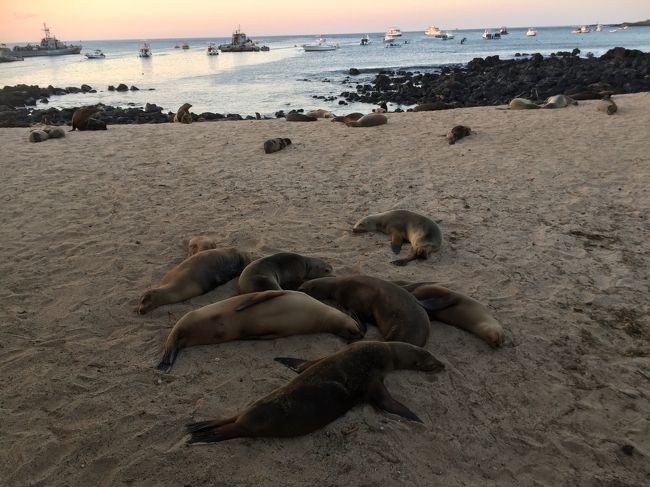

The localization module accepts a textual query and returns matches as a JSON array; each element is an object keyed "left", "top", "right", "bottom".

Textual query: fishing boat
[
  {"left": 139, "top": 42, "right": 152, "bottom": 57},
  {"left": 385, "top": 39, "right": 402, "bottom": 48},
  {"left": 441, "top": 32, "right": 455, "bottom": 40},
  {"left": 182, "top": 42, "right": 190, "bottom": 50},
  {"left": 595, "top": 23, "right": 602, "bottom": 32},
  {"left": 207, "top": 43, "right": 219, "bottom": 55},
  {"left": 85, "top": 49, "right": 105, "bottom": 59},
  {"left": 526, "top": 28, "right": 537, "bottom": 37},
  {"left": 385, "top": 27, "right": 402, "bottom": 38},
  {"left": 303, "top": 36, "right": 339, "bottom": 52},
  {"left": 0, "top": 44, "right": 23, "bottom": 62},
  {"left": 219, "top": 27, "right": 269, "bottom": 52},
  {"left": 360, "top": 34, "right": 370, "bottom": 45},
  {"left": 572, "top": 26, "right": 591, "bottom": 34},
  {"left": 424, "top": 26, "right": 443, "bottom": 37},
  {"left": 500, "top": 26, "right": 509, "bottom": 35},
  {"left": 609, "top": 28, "right": 619, "bottom": 33},
  {"left": 482, "top": 30, "right": 501, "bottom": 40},
  {"left": 12, "top": 23, "right": 81, "bottom": 57}
]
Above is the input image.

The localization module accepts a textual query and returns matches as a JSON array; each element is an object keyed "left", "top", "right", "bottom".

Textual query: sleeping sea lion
[
  {"left": 345, "top": 113, "right": 388, "bottom": 127},
  {"left": 539, "top": 94, "right": 577, "bottom": 109},
  {"left": 498, "top": 98, "right": 540, "bottom": 110},
  {"left": 263, "top": 138, "right": 292, "bottom": 153},
  {"left": 305, "top": 109, "right": 334, "bottom": 119},
  {"left": 174, "top": 103, "right": 193, "bottom": 123},
  {"left": 85, "top": 118, "right": 107, "bottom": 130},
  {"left": 43, "top": 126, "right": 66, "bottom": 138},
  {"left": 286, "top": 112, "right": 317, "bottom": 122},
  {"left": 372, "top": 102, "right": 388, "bottom": 113},
  {"left": 412, "top": 101, "right": 454, "bottom": 111},
  {"left": 238, "top": 252, "right": 332, "bottom": 293},
  {"left": 187, "top": 235, "right": 218, "bottom": 257},
  {"left": 446, "top": 125, "right": 471, "bottom": 145},
  {"left": 299, "top": 275, "right": 431, "bottom": 346},
  {"left": 596, "top": 97, "right": 617, "bottom": 115},
  {"left": 156, "top": 290, "right": 365, "bottom": 371},
  {"left": 28, "top": 130, "right": 48, "bottom": 142},
  {"left": 331, "top": 112, "right": 364, "bottom": 123},
  {"left": 353, "top": 209, "right": 442, "bottom": 266},
  {"left": 138, "top": 247, "right": 252, "bottom": 314},
  {"left": 70, "top": 106, "right": 101, "bottom": 131},
  {"left": 186, "top": 341, "right": 445, "bottom": 443},
  {"left": 394, "top": 281, "right": 505, "bottom": 348}
]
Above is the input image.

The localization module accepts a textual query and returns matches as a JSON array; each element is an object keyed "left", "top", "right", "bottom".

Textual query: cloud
[{"left": 13, "top": 12, "right": 38, "bottom": 20}]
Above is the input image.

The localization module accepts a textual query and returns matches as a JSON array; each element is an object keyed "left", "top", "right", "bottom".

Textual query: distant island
[{"left": 616, "top": 19, "right": 650, "bottom": 27}]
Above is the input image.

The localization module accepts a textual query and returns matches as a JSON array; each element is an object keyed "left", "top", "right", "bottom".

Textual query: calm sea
[{"left": 2, "top": 26, "right": 650, "bottom": 116}]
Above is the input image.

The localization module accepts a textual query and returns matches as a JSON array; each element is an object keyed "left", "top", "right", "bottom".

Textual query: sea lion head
[
  {"left": 187, "top": 235, "right": 217, "bottom": 257},
  {"left": 298, "top": 276, "right": 338, "bottom": 300},
  {"left": 388, "top": 342, "right": 445, "bottom": 372},
  {"left": 304, "top": 257, "right": 333, "bottom": 279},
  {"left": 352, "top": 215, "right": 378, "bottom": 233},
  {"left": 137, "top": 289, "right": 162, "bottom": 314},
  {"left": 336, "top": 314, "right": 366, "bottom": 341}
]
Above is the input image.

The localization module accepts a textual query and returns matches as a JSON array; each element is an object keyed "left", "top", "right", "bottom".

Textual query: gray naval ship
[{"left": 12, "top": 23, "right": 81, "bottom": 57}]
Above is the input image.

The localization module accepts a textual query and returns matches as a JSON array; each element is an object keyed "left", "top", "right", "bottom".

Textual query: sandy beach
[{"left": 1, "top": 94, "right": 648, "bottom": 486}]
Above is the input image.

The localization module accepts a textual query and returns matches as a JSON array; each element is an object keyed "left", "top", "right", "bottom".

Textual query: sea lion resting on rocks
[
  {"left": 299, "top": 275, "right": 431, "bottom": 346},
  {"left": 353, "top": 209, "right": 442, "bottom": 266},
  {"left": 186, "top": 341, "right": 445, "bottom": 443},
  {"left": 264, "top": 138, "right": 292, "bottom": 153},
  {"left": 286, "top": 112, "right": 317, "bottom": 122},
  {"left": 187, "top": 235, "right": 218, "bottom": 257},
  {"left": 446, "top": 125, "right": 471, "bottom": 144},
  {"left": 345, "top": 113, "right": 387, "bottom": 127},
  {"left": 306, "top": 109, "right": 334, "bottom": 119},
  {"left": 596, "top": 97, "right": 617, "bottom": 115},
  {"left": 156, "top": 290, "right": 365, "bottom": 371},
  {"left": 331, "top": 112, "right": 364, "bottom": 123},
  {"left": 394, "top": 281, "right": 505, "bottom": 348},
  {"left": 70, "top": 106, "right": 101, "bottom": 131},
  {"left": 174, "top": 103, "right": 193, "bottom": 123},
  {"left": 539, "top": 94, "right": 578, "bottom": 109},
  {"left": 238, "top": 252, "right": 332, "bottom": 293},
  {"left": 138, "top": 247, "right": 252, "bottom": 314}
]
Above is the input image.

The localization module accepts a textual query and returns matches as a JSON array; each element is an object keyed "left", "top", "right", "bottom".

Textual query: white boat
[
  {"left": 609, "top": 28, "right": 618, "bottom": 33},
  {"left": 424, "top": 26, "right": 443, "bottom": 37},
  {"left": 442, "top": 32, "right": 455, "bottom": 40},
  {"left": 207, "top": 43, "right": 219, "bottom": 55},
  {"left": 385, "top": 39, "right": 402, "bottom": 48},
  {"left": 526, "top": 28, "right": 537, "bottom": 37},
  {"left": 360, "top": 34, "right": 370, "bottom": 45},
  {"left": 385, "top": 27, "right": 402, "bottom": 37},
  {"left": 85, "top": 49, "right": 105, "bottom": 59},
  {"left": 302, "top": 36, "right": 339, "bottom": 51},
  {"left": 595, "top": 23, "right": 602, "bottom": 32},
  {"left": 572, "top": 26, "right": 591, "bottom": 34},
  {"left": 139, "top": 42, "right": 151, "bottom": 57},
  {"left": 482, "top": 30, "right": 501, "bottom": 40}
]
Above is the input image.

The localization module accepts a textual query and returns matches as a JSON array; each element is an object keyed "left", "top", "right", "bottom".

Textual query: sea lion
[
  {"left": 306, "top": 109, "right": 334, "bottom": 119},
  {"left": 70, "top": 106, "right": 100, "bottom": 131},
  {"left": 498, "top": 98, "right": 540, "bottom": 110},
  {"left": 596, "top": 97, "right": 617, "bottom": 115},
  {"left": 156, "top": 290, "right": 365, "bottom": 371},
  {"left": 43, "top": 126, "right": 66, "bottom": 138},
  {"left": 174, "top": 103, "right": 193, "bottom": 123},
  {"left": 286, "top": 112, "right": 317, "bottom": 122},
  {"left": 185, "top": 341, "right": 445, "bottom": 443},
  {"left": 263, "top": 138, "right": 292, "bottom": 154},
  {"left": 85, "top": 118, "right": 107, "bottom": 130},
  {"left": 238, "top": 252, "right": 332, "bottom": 293},
  {"left": 539, "top": 94, "right": 577, "bottom": 109},
  {"left": 138, "top": 247, "right": 252, "bottom": 314},
  {"left": 345, "top": 113, "right": 388, "bottom": 127},
  {"left": 298, "top": 275, "right": 431, "bottom": 346},
  {"left": 446, "top": 125, "right": 471, "bottom": 145},
  {"left": 28, "top": 130, "right": 48, "bottom": 142},
  {"left": 394, "top": 281, "right": 505, "bottom": 348},
  {"left": 353, "top": 209, "right": 442, "bottom": 266},
  {"left": 187, "top": 235, "right": 218, "bottom": 257},
  {"left": 372, "top": 102, "right": 388, "bottom": 113},
  {"left": 331, "top": 112, "right": 364, "bottom": 123},
  {"left": 411, "top": 101, "right": 454, "bottom": 112}
]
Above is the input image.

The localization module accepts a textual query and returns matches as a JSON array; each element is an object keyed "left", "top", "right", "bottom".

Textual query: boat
[
  {"left": 424, "top": 26, "right": 443, "bottom": 37},
  {"left": 595, "top": 23, "right": 602, "bottom": 32},
  {"left": 139, "top": 42, "right": 152, "bottom": 57},
  {"left": 385, "top": 27, "right": 402, "bottom": 38},
  {"left": 572, "top": 26, "right": 591, "bottom": 34},
  {"left": 11, "top": 23, "right": 81, "bottom": 57},
  {"left": 218, "top": 27, "right": 269, "bottom": 52},
  {"left": 482, "top": 30, "right": 501, "bottom": 40},
  {"left": 207, "top": 43, "right": 219, "bottom": 55},
  {"left": 609, "top": 28, "right": 618, "bottom": 33},
  {"left": 182, "top": 42, "right": 189, "bottom": 50},
  {"left": 526, "top": 28, "right": 537, "bottom": 37},
  {"left": 84, "top": 49, "right": 105, "bottom": 59},
  {"left": 174, "top": 44, "right": 180, "bottom": 48},
  {"left": 385, "top": 39, "right": 402, "bottom": 48},
  {"left": 441, "top": 32, "right": 455, "bottom": 40},
  {"left": 360, "top": 34, "right": 370, "bottom": 45},
  {"left": 500, "top": 26, "right": 509, "bottom": 35},
  {"left": 303, "top": 36, "right": 339, "bottom": 51},
  {"left": 0, "top": 43, "right": 24, "bottom": 62}
]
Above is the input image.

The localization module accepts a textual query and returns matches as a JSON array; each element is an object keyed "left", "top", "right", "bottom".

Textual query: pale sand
[{"left": 1, "top": 94, "right": 648, "bottom": 486}]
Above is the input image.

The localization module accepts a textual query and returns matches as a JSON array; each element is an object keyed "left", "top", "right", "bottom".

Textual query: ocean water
[{"left": 2, "top": 26, "right": 650, "bottom": 116}]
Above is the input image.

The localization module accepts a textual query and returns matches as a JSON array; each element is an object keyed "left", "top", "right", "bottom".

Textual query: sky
[{"left": 0, "top": 0, "right": 648, "bottom": 42}]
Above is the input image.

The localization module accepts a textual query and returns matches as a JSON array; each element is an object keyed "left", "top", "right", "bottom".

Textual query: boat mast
[{"left": 42, "top": 23, "right": 51, "bottom": 40}]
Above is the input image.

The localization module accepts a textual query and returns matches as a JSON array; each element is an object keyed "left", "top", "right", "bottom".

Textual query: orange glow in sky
[{"left": 1, "top": 0, "right": 647, "bottom": 42}]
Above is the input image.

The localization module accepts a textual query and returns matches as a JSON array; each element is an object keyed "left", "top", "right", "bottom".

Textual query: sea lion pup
[
  {"left": 156, "top": 290, "right": 365, "bottom": 371},
  {"left": 446, "top": 125, "right": 471, "bottom": 145},
  {"left": 497, "top": 98, "right": 540, "bottom": 110},
  {"left": 596, "top": 97, "right": 617, "bottom": 115},
  {"left": 173, "top": 103, "right": 193, "bottom": 123},
  {"left": 345, "top": 113, "right": 388, "bottom": 127},
  {"left": 187, "top": 235, "right": 218, "bottom": 257},
  {"left": 394, "top": 281, "right": 505, "bottom": 348},
  {"left": 539, "top": 94, "right": 578, "bottom": 109},
  {"left": 137, "top": 247, "right": 252, "bottom": 314},
  {"left": 28, "top": 129, "right": 49, "bottom": 142},
  {"left": 70, "top": 105, "right": 100, "bottom": 131},
  {"left": 263, "top": 138, "right": 292, "bottom": 154},
  {"left": 306, "top": 109, "right": 334, "bottom": 119},
  {"left": 353, "top": 209, "right": 442, "bottom": 266},
  {"left": 331, "top": 112, "right": 364, "bottom": 123},
  {"left": 238, "top": 252, "right": 332, "bottom": 293},
  {"left": 43, "top": 126, "right": 66, "bottom": 138},
  {"left": 286, "top": 112, "right": 317, "bottom": 122},
  {"left": 186, "top": 341, "right": 444, "bottom": 443},
  {"left": 299, "top": 275, "right": 431, "bottom": 346}
]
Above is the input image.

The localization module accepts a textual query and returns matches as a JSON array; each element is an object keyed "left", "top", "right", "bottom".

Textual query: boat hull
[{"left": 13, "top": 46, "right": 81, "bottom": 57}]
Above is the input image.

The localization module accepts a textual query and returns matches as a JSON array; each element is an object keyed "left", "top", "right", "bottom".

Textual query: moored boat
[
  {"left": 360, "top": 34, "right": 370, "bottom": 45},
  {"left": 595, "top": 23, "right": 602, "bottom": 32},
  {"left": 0, "top": 43, "right": 24, "bottom": 62},
  {"left": 385, "top": 27, "right": 402, "bottom": 37},
  {"left": 500, "top": 26, "right": 509, "bottom": 35},
  {"left": 572, "top": 26, "right": 591, "bottom": 34},
  {"left": 219, "top": 27, "right": 269, "bottom": 52},
  {"left": 424, "top": 26, "right": 443, "bottom": 37},
  {"left": 526, "top": 28, "right": 537, "bottom": 37},
  {"left": 207, "top": 43, "right": 219, "bottom": 55},
  {"left": 482, "top": 30, "right": 501, "bottom": 40},
  {"left": 182, "top": 42, "right": 190, "bottom": 50},
  {"left": 139, "top": 42, "right": 152, "bottom": 57},
  {"left": 12, "top": 23, "right": 81, "bottom": 57},
  {"left": 385, "top": 39, "right": 402, "bottom": 48},
  {"left": 303, "top": 36, "right": 339, "bottom": 51},
  {"left": 85, "top": 49, "right": 105, "bottom": 59}
]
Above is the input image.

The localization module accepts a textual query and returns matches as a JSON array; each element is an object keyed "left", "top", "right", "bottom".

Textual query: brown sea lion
[
  {"left": 298, "top": 275, "right": 430, "bottom": 346},
  {"left": 345, "top": 113, "right": 388, "bottom": 127},
  {"left": 539, "top": 94, "right": 577, "bottom": 109},
  {"left": 186, "top": 341, "right": 445, "bottom": 443},
  {"left": 331, "top": 112, "right": 364, "bottom": 123},
  {"left": 446, "top": 125, "right": 471, "bottom": 144},
  {"left": 394, "top": 281, "right": 505, "bottom": 348},
  {"left": 43, "top": 126, "right": 66, "bottom": 138},
  {"left": 238, "top": 252, "right": 332, "bottom": 293},
  {"left": 412, "top": 101, "right": 454, "bottom": 111},
  {"left": 85, "top": 118, "right": 107, "bottom": 130},
  {"left": 138, "top": 247, "right": 252, "bottom": 314},
  {"left": 187, "top": 236, "right": 218, "bottom": 257},
  {"left": 70, "top": 106, "right": 100, "bottom": 131},
  {"left": 305, "top": 109, "right": 334, "bottom": 119},
  {"left": 174, "top": 103, "right": 193, "bottom": 123},
  {"left": 353, "top": 209, "right": 442, "bottom": 266},
  {"left": 497, "top": 98, "right": 540, "bottom": 110},
  {"left": 157, "top": 290, "right": 365, "bottom": 371},
  {"left": 263, "top": 138, "right": 292, "bottom": 153},
  {"left": 596, "top": 97, "right": 617, "bottom": 115},
  {"left": 286, "top": 112, "right": 317, "bottom": 122}
]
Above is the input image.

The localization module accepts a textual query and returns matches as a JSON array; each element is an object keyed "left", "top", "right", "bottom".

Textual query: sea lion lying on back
[
  {"left": 286, "top": 112, "right": 317, "bottom": 122},
  {"left": 353, "top": 209, "right": 442, "bottom": 266},
  {"left": 539, "top": 94, "right": 577, "bottom": 109},
  {"left": 157, "top": 290, "right": 365, "bottom": 371},
  {"left": 174, "top": 103, "right": 193, "bottom": 123},
  {"left": 138, "top": 247, "right": 252, "bottom": 314},
  {"left": 186, "top": 341, "right": 445, "bottom": 443},
  {"left": 446, "top": 125, "right": 471, "bottom": 144},
  {"left": 345, "top": 113, "right": 387, "bottom": 127},
  {"left": 331, "top": 112, "right": 364, "bottom": 123},
  {"left": 238, "top": 252, "right": 333, "bottom": 293}
]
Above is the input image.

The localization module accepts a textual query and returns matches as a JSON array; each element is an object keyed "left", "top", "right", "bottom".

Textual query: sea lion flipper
[
  {"left": 274, "top": 357, "right": 322, "bottom": 373},
  {"left": 156, "top": 342, "right": 180, "bottom": 372},
  {"left": 186, "top": 417, "right": 242, "bottom": 444},
  {"left": 390, "top": 234, "right": 404, "bottom": 254},
  {"left": 390, "top": 256, "right": 414, "bottom": 266},
  {"left": 235, "top": 290, "right": 288, "bottom": 311},
  {"left": 370, "top": 383, "right": 422, "bottom": 423}
]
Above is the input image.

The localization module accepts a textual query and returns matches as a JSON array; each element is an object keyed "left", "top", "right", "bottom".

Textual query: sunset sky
[{"left": 1, "top": 0, "right": 647, "bottom": 42}]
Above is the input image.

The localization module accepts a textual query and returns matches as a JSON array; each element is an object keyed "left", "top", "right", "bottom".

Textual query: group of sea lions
[
  {"left": 500, "top": 93, "right": 618, "bottom": 114},
  {"left": 137, "top": 209, "right": 504, "bottom": 444}
]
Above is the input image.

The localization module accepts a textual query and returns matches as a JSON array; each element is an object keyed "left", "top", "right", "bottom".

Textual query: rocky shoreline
[{"left": 1, "top": 47, "right": 649, "bottom": 127}]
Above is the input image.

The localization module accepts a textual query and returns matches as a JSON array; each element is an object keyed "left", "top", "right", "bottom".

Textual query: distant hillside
[{"left": 616, "top": 19, "right": 650, "bottom": 27}]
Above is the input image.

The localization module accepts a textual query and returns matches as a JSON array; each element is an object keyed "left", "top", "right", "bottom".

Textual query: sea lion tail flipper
[
  {"left": 390, "top": 256, "right": 414, "bottom": 266},
  {"left": 274, "top": 357, "right": 321, "bottom": 374},
  {"left": 370, "top": 383, "right": 423, "bottom": 423},
  {"left": 156, "top": 341, "right": 180, "bottom": 372},
  {"left": 186, "top": 417, "right": 242, "bottom": 444},
  {"left": 235, "top": 290, "right": 288, "bottom": 312}
]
